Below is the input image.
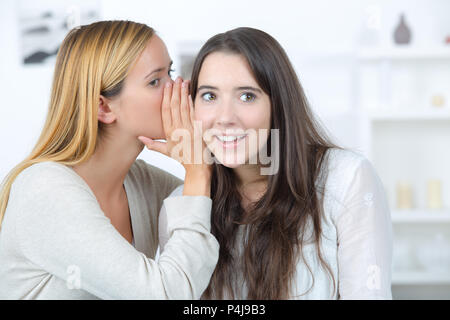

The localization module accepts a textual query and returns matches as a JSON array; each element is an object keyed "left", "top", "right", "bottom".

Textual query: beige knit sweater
[{"left": 0, "top": 159, "right": 219, "bottom": 299}]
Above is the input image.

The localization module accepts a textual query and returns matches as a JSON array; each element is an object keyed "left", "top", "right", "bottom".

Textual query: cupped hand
[{"left": 138, "top": 77, "right": 212, "bottom": 184}]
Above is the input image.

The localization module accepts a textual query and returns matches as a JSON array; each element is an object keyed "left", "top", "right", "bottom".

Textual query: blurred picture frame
[
  {"left": 18, "top": 0, "right": 101, "bottom": 65},
  {"left": 176, "top": 41, "right": 203, "bottom": 80}
]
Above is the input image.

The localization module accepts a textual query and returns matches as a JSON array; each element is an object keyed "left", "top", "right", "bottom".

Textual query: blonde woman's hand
[{"left": 138, "top": 77, "right": 212, "bottom": 197}]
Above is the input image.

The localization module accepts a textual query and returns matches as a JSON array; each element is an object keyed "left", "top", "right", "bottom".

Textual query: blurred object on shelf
[
  {"left": 446, "top": 35, "right": 450, "bottom": 45},
  {"left": 431, "top": 94, "right": 446, "bottom": 108},
  {"left": 396, "top": 181, "right": 414, "bottom": 209},
  {"left": 427, "top": 180, "right": 443, "bottom": 210},
  {"left": 358, "top": 4, "right": 381, "bottom": 47},
  {"left": 416, "top": 233, "right": 450, "bottom": 273},
  {"left": 393, "top": 238, "right": 413, "bottom": 271},
  {"left": 393, "top": 13, "right": 412, "bottom": 45}
]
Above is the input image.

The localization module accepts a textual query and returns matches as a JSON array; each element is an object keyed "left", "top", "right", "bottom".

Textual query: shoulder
[
  {"left": 322, "top": 148, "right": 368, "bottom": 175},
  {"left": 320, "top": 148, "right": 375, "bottom": 188},
  {"left": 16, "top": 161, "right": 72, "bottom": 180},
  {"left": 12, "top": 161, "right": 91, "bottom": 196},
  {"left": 7, "top": 161, "right": 100, "bottom": 231},
  {"left": 319, "top": 148, "right": 384, "bottom": 215},
  {"left": 319, "top": 148, "right": 379, "bottom": 200}
]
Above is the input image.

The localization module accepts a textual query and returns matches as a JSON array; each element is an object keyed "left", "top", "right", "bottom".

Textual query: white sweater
[{"left": 0, "top": 159, "right": 219, "bottom": 299}]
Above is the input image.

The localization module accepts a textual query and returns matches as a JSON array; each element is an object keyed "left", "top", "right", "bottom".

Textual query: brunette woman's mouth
[{"left": 215, "top": 134, "right": 248, "bottom": 148}]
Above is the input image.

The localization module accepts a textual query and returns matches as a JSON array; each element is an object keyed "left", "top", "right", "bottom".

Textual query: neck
[
  {"left": 233, "top": 164, "right": 268, "bottom": 202},
  {"left": 71, "top": 130, "right": 144, "bottom": 202}
]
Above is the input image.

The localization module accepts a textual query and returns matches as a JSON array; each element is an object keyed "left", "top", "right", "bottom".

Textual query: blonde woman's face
[{"left": 109, "top": 35, "right": 173, "bottom": 139}]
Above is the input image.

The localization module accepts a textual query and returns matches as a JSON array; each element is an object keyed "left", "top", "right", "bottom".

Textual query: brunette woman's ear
[{"left": 98, "top": 95, "right": 117, "bottom": 124}]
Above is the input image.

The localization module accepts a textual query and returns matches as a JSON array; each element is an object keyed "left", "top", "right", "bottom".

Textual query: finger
[
  {"left": 171, "top": 77, "right": 182, "bottom": 127},
  {"left": 162, "top": 82, "right": 173, "bottom": 130},
  {"left": 138, "top": 136, "right": 168, "bottom": 155},
  {"left": 188, "top": 94, "right": 195, "bottom": 124},
  {"left": 180, "top": 80, "right": 191, "bottom": 127}
]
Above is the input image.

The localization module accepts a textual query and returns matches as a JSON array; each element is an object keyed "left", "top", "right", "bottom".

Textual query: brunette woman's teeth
[{"left": 216, "top": 135, "right": 247, "bottom": 142}]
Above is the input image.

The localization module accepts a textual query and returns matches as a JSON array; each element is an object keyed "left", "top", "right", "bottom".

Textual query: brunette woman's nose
[{"left": 216, "top": 102, "right": 236, "bottom": 127}]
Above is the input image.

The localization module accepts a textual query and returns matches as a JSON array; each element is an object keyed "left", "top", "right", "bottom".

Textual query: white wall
[{"left": 1, "top": 0, "right": 450, "bottom": 180}]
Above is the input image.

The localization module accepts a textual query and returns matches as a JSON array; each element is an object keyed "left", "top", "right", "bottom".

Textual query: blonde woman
[{"left": 0, "top": 20, "right": 218, "bottom": 299}]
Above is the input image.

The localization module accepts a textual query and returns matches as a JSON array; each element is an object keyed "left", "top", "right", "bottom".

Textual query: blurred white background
[{"left": 1, "top": 0, "right": 450, "bottom": 299}]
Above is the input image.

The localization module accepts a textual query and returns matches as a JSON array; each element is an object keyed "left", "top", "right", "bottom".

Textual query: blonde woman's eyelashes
[
  {"left": 148, "top": 78, "right": 160, "bottom": 87},
  {"left": 148, "top": 69, "right": 175, "bottom": 87}
]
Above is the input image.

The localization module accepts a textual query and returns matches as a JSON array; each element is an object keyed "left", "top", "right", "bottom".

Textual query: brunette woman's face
[
  {"left": 194, "top": 52, "right": 271, "bottom": 168},
  {"left": 104, "top": 35, "right": 174, "bottom": 140}
]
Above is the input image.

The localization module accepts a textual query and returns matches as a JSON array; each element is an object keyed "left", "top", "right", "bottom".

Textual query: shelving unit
[
  {"left": 357, "top": 46, "right": 450, "bottom": 61},
  {"left": 368, "top": 108, "right": 450, "bottom": 121},
  {"left": 392, "top": 272, "right": 450, "bottom": 285},
  {"left": 356, "top": 46, "right": 450, "bottom": 298},
  {"left": 391, "top": 210, "right": 450, "bottom": 223}
]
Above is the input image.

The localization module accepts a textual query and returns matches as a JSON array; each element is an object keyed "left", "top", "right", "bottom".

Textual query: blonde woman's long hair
[{"left": 0, "top": 20, "right": 155, "bottom": 228}]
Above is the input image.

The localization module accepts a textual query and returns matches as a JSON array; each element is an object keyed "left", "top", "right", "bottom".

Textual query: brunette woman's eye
[
  {"left": 240, "top": 92, "right": 256, "bottom": 102},
  {"left": 168, "top": 68, "right": 175, "bottom": 78},
  {"left": 201, "top": 92, "right": 216, "bottom": 102},
  {"left": 149, "top": 79, "right": 160, "bottom": 87}
]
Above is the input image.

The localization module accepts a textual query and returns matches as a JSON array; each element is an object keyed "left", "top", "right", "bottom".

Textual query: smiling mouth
[
  {"left": 215, "top": 134, "right": 248, "bottom": 147},
  {"left": 215, "top": 134, "right": 247, "bottom": 142}
]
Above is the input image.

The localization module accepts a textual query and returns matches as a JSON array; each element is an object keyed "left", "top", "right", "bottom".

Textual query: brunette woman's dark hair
[{"left": 190, "top": 27, "right": 339, "bottom": 299}]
